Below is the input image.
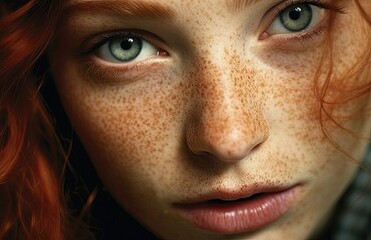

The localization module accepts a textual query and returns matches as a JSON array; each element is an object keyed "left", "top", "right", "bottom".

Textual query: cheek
[
  {"left": 249, "top": 44, "right": 363, "bottom": 182},
  {"left": 53, "top": 63, "right": 191, "bottom": 200},
  {"left": 256, "top": 46, "right": 324, "bottom": 143}
]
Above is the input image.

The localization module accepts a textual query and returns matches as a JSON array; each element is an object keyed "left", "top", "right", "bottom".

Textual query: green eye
[
  {"left": 109, "top": 37, "right": 142, "bottom": 62},
  {"left": 96, "top": 35, "right": 159, "bottom": 63},
  {"left": 279, "top": 4, "right": 312, "bottom": 32},
  {"left": 266, "top": 3, "right": 326, "bottom": 36}
]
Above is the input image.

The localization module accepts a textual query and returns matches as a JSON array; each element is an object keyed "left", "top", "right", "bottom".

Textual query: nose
[{"left": 186, "top": 61, "right": 269, "bottom": 163}]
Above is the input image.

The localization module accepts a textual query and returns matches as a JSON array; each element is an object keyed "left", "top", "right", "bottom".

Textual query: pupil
[
  {"left": 279, "top": 4, "right": 312, "bottom": 32},
  {"left": 289, "top": 7, "right": 302, "bottom": 20},
  {"left": 121, "top": 38, "right": 134, "bottom": 50}
]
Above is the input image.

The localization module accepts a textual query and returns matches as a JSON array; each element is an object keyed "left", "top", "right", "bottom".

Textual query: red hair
[
  {"left": 315, "top": 1, "right": 371, "bottom": 164},
  {"left": 0, "top": 0, "right": 77, "bottom": 239},
  {"left": 0, "top": 0, "right": 370, "bottom": 239}
]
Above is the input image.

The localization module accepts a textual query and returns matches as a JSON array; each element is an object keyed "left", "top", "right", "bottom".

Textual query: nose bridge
[
  {"left": 196, "top": 61, "right": 243, "bottom": 135},
  {"left": 186, "top": 53, "right": 269, "bottom": 162}
]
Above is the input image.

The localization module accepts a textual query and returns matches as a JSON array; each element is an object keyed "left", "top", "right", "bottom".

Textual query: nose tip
[
  {"left": 186, "top": 117, "right": 269, "bottom": 163},
  {"left": 215, "top": 128, "right": 266, "bottom": 161},
  {"left": 184, "top": 54, "right": 269, "bottom": 163}
]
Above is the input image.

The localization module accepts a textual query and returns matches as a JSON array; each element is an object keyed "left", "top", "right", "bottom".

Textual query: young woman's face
[{"left": 50, "top": 0, "right": 370, "bottom": 239}]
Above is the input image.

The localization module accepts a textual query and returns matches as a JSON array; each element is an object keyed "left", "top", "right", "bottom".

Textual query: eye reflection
[
  {"left": 267, "top": 3, "right": 326, "bottom": 34},
  {"left": 280, "top": 4, "right": 312, "bottom": 31},
  {"left": 110, "top": 37, "right": 142, "bottom": 62},
  {"left": 96, "top": 36, "right": 159, "bottom": 63}
]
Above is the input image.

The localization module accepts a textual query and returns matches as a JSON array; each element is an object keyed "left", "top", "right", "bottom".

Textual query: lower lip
[{"left": 175, "top": 187, "right": 298, "bottom": 234}]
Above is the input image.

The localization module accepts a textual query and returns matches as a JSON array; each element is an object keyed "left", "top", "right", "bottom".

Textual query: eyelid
[
  {"left": 78, "top": 30, "right": 171, "bottom": 83},
  {"left": 80, "top": 29, "right": 168, "bottom": 56},
  {"left": 259, "top": 0, "right": 347, "bottom": 39},
  {"left": 267, "top": 0, "right": 347, "bottom": 18}
]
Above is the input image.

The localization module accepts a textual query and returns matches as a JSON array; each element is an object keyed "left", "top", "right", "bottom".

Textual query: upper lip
[{"left": 175, "top": 184, "right": 296, "bottom": 205}]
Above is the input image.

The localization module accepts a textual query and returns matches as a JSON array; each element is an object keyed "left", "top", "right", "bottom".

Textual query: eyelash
[
  {"left": 81, "top": 31, "right": 168, "bottom": 82},
  {"left": 81, "top": 0, "right": 347, "bottom": 76},
  {"left": 278, "top": 0, "right": 344, "bottom": 12},
  {"left": 83, "top": 30, "right": 164, "bottom": 55},
  {"left": 261, "top": 0, "right": 346, "bottom": 42}
]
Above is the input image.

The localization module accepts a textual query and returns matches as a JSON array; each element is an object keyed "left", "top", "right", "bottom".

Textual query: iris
[
  {"left": 279, "top": 4, "right": 313, "bottom": 32},
  {"left": 109, "top": 37, "right": 143, "bottom": 62}
]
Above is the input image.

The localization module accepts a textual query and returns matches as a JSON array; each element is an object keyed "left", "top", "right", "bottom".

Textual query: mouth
[{"left": 174, "top": 185, "right": 299, "bottom": 234}]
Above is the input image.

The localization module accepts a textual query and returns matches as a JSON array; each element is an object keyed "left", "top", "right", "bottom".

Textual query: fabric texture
[{"left": 324, "top": 145, "right": 371, "bottom": 240}]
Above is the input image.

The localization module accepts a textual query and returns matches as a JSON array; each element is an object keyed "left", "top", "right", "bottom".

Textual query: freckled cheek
[
  {"left": 259, "top": 51, "right": 354, "bottom": 176},
  {"left": 260, "top": 50, "right": 324, "bottom": 121},
  {"left": 264, "top": 68, "right": 320, "bottom": 136},
  {"left": 60, "top": 78, "right": 188, "bottom": 191},
  {"left": 263, "top": 65, "right": 364, "bottom": 186}
]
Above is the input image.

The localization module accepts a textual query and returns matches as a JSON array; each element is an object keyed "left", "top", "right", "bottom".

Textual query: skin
[{"left": 50, "top": 0, "right": 371, "bottom": 239}]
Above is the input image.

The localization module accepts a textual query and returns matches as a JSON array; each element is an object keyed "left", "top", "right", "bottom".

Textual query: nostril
[
  {"left": 213, "top": 142, "right": 258, "bottom": 162},
  {"left": 185, "top": 101, "right": 270, "bottom": 163},
  {"left": 186, "top": 120, "right": 269, "bottom": 163}
]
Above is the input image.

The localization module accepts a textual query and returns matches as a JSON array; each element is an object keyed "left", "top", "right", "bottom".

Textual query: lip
[{"left": 174, "top": 185, "right": 299, "bottom": 234}]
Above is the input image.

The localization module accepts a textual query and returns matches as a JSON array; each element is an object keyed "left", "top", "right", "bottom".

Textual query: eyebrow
[
  {"left": 62, "top": 0, "right": 262, "bottom": 24},
  {"left": 63, "top": 0, "right": 176, "bottom": 20},
  {"left": 225, "top": 0, "right": 261, "bottom": 12}
]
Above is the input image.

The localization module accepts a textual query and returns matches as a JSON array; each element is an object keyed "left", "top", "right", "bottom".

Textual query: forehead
[
  {"left": 64, "top": 0, "right": 264, "bottom": 17},
  {"left": 66, "top": 0, "right": 262, "bottom": 7}
]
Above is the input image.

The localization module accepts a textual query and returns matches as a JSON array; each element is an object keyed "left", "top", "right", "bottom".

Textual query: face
[{"left": 50, "top": 0, "right": 371, "bottom": 239}]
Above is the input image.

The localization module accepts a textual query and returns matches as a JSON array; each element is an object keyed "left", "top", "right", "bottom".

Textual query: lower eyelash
[
  {"left": 286, "top": 21, "right": 328, "bottom": 43},
  {"left": 81, "top": 57, "right": 167, "bottom": 85},
  {"left": 261, "top": 12, "right": 330, "bottom": 50},
  {"left": 82, "top": 58, "right": 145, "bottom": 84}
]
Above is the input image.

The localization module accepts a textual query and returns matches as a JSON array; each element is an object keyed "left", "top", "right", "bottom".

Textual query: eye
[
  {"left": 96, "top": 36, "right": 161, "bottom": 63},
  {"left": 267, "top": 3, "right": 326, "bottom": 34}
]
